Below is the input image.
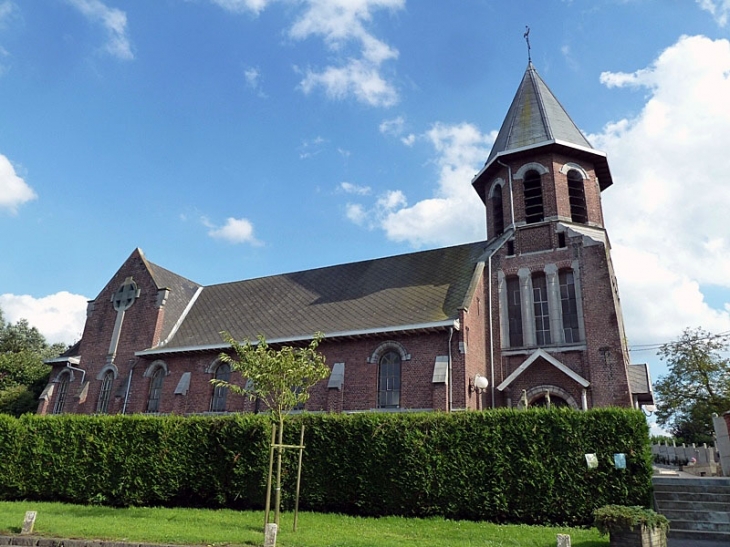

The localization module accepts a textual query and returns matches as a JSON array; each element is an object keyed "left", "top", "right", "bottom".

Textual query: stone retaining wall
[{"left": 0, "top": 536, "right": 189, "bottom": 547}]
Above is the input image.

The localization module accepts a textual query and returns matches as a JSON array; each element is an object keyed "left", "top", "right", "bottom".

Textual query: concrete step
[
  {"left": 666, "top": 518, "right": 730, "bottom": 533},
  {"left": 661, "top": 509, "right": 730, "bottom": 524},
  {"left": 654, "top": 479, "right": 730, "bottom": 495},
  {"left": 654, "top": 490, "right": 730, "bottom": 503},
  {"left": 653, "top": 476, "right": 730, "bottom": 487},
  {"left": 668, "top": 528, "right": 730, "bottom": 543},
  {"left": 652, "top": 475, "right": 730, "bottom": 543},
  {"left": 657, "top": 499, "right": 730, "bottom": 512}
]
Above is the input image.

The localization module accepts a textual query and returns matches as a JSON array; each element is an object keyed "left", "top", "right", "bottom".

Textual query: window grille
[
  {"left": 97, "top": 371, "right": 114, "bottom": 413},
  {"left": 378, "top": 351, "right": 401, "bottom": 408}
]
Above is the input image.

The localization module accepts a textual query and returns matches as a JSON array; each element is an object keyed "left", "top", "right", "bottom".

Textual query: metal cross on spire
[{"left": 524, "top": 25, "right": 531, "bottom": 63}]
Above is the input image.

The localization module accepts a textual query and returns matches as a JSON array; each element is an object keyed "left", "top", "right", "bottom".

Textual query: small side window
[
  {"left": 147, "top": 367, "right": 165, "bottom": 413},
  {"left": 53, "top": 373, "right": 70, "bottom": 415}
]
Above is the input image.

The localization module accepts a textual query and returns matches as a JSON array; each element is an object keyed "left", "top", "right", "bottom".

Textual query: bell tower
[{"left": 472, "top": 63, "right": 634, "bottom": 409}]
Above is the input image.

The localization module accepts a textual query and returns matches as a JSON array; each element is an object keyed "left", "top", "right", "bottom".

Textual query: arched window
[
  {"left": 97, "top": 370, "right": 114, "bottom": 413},
  {"left": 532, "top": 273, "right": 551, "bottom": 345},
  {"left": 210, "top": 363, "right": 231, "bottom": 412},
  {"left": 567, "top": 170, "right": 587, "bottom": 224},
  {"left": 378, "top": 351, "right": 401, "bottom": 408},
  {"left": 146, "top": 367, "right": 165, "bottom": 413},
  {"left": 523, "top": 170, "right": 544, "bottom": 224},
  {"left": 491, "top": 186, "right": 504, "bottom": 236},
  {"left": 53, "top": 373, "right": 70, "bottom": 415},
  {"left": 560, "top": 269, "right": 580, "bottom": 343},
  {"left": 506, "top": 276, "right": 523, "bottom": 347}
]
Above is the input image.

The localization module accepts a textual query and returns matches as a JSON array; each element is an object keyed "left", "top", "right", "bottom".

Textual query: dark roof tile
[{"left": 160, "top": 240, "right": 489, "bottom": 349}]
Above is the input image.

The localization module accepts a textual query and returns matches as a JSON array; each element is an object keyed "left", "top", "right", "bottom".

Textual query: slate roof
[
  {"left": 474, "top": 63, "right": 613, "bottom": 191},
  {"left": 629, "top": 363, "right": 655, "bottom": 405},
  {"left": 143, "top": 240, "right": 492, "bottom": 354},
  {"left": 142, "top": 254, "right": 202, "bottom": 344}
]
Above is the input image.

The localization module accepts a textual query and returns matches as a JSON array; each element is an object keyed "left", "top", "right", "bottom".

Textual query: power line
[{"left": 627, "top": 329, "right": 730, "bottom": 353}]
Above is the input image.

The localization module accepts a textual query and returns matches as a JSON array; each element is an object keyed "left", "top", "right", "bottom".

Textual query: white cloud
[
  {"left": 299, "top": 136, "right": 326, "bottom": 159},
  {"left": 209, "top": 0, "right": 403, "bottom": 106},
  {"left": 298, "top": 57, "right": 398, "bottom": 107},
  {"left": 379, "top": 116, "right": 404, "bottom": 136},
  {"left": 244, "top": 66, "right": 260, "bottom": 87},
  {"left": 346, "top": 202, "right": 366, "bottom": 225},
  {"left": 291, "top": 0, "right": 404, "bottom": 106},
  {"left": 0, "top": 1, "right": 16, "bottom": 26},
  {"left": 0, "top": 292, "right": 88, "bottom": 346},
  {"left": 697, "top": 0, "right": 730, "bottom": 26},
  {"left": 592, "top": 35, "right": 730, "bottom": 345},
  {"left": 207, "top": 216, "right": 262, "bottom": 245},
  {"left": 339, "top": 182, "right": 371, "bottom": 195},
  {"left": 244, "top": 66, "right": 267, "bottom": 97},
  {"left": 66, "top": 0, "right": 133, "bottom": 60},
  {"left": 346, "top": 122, "right": 493, "bottom": 247},
  {"left": 0, "top": 154, "right": 36, "bottom": 213},
  {"left": 210, "top": 0, "right": 273, "bottom": 15},
  {"left": 379, "top": 116, "right": 415, "bottom": 145}
]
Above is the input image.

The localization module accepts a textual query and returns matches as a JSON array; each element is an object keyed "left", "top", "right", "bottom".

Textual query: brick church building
[{"left": 40, "top": 63, "right": 654, "bottom": 416}]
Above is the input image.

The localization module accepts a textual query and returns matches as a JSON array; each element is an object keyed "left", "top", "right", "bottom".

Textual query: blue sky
[{"left": 2, "top": 0, "right": 730, "bottom": 426}]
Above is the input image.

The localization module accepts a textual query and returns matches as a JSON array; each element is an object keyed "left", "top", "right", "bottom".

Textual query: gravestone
[
  {"left": 264, "top": 523, "right": 278, "bottom": 547},
  {"left": 21, "top": 511, "right": 36, "bottom": 535},
  {"left": 557, "top": 534, "right": 571, "bottom": 547}
]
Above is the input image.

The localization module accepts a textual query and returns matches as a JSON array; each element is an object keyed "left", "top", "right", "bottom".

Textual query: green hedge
[
  {"left": 0, "top": 413, "right": 270, "bottom": 509},
  {"left": 0, "top": 408, "right": 652, "bottom": 525}
]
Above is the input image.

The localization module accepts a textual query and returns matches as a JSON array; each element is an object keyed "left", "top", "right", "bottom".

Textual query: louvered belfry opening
[
  {"left": 523, "top": 170, "right": 544, "bottom": 223},
  {"left": 567, "top": 170, "right": 588, "bottom": 224}
]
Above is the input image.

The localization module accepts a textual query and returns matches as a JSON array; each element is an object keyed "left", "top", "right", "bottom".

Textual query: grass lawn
[{"left": 0, "top": 501, "right": 608, "bottom": 547}]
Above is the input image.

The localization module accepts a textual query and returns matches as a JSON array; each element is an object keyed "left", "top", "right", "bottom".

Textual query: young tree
[
  {"left": 654, "top": 327, "right": 730, "bottom": 444},
  {"left": 213, "top": 331, "right": 330, "bottom": 536}
]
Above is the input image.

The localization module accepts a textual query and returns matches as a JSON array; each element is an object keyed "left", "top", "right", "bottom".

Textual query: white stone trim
[
  {"left": 497, "top": 348, "right": 590, "bottom": 391},
  {"left": 514, "top": 162, "right": 549, "bottom": 180},
  {"left": 368, "top": 341, "right": 411, "bottom": 364},
  {"left": 525, "top": 384, "right": 580, "bottom": 410},
  {"left": 559, "top": 162, "right": 588, "bottom": 179},
  {"left": 143, "top": 360, "right": 169, "bottom": 378},
  {"left": 95, "top": 363, "right": 119, "bottom": 381},
  {"left": 489, "top": 177, "right": 505, "bottom": 198}
]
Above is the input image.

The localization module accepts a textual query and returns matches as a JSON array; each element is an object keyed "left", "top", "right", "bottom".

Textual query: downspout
[
  {"left": 488, "top": 255, "right": 495, "bottom": 408},
  {"left": 448, "top": 327, "right": 454, "bottom": 412},
  {"left": 122, "top": 358, "right": 139, "bottom": 414},
  {"left": 65, "top": 363, "right": 86, "bottom": 385}
]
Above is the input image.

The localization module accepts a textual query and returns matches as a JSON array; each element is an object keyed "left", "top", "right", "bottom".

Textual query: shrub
[{"left": 593, "top": 505, "right": 669, "bottom": 535}]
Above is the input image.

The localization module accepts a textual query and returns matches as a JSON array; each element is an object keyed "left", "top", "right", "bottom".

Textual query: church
[{"left": 39, "top": 63, "right": 655, "bottom": 416}]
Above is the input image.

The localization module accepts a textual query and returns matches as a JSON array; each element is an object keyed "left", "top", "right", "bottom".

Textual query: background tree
[
  {"left": 654, "top": 327, "right": 730, "bottom": 444},
  {"left": 0, "top": 306, "right": 67, "bottom": 416}
]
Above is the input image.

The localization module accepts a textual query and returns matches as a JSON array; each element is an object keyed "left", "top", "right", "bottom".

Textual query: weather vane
[{"left": 524, "top": 25, "right": 531, "bottom": 63}]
